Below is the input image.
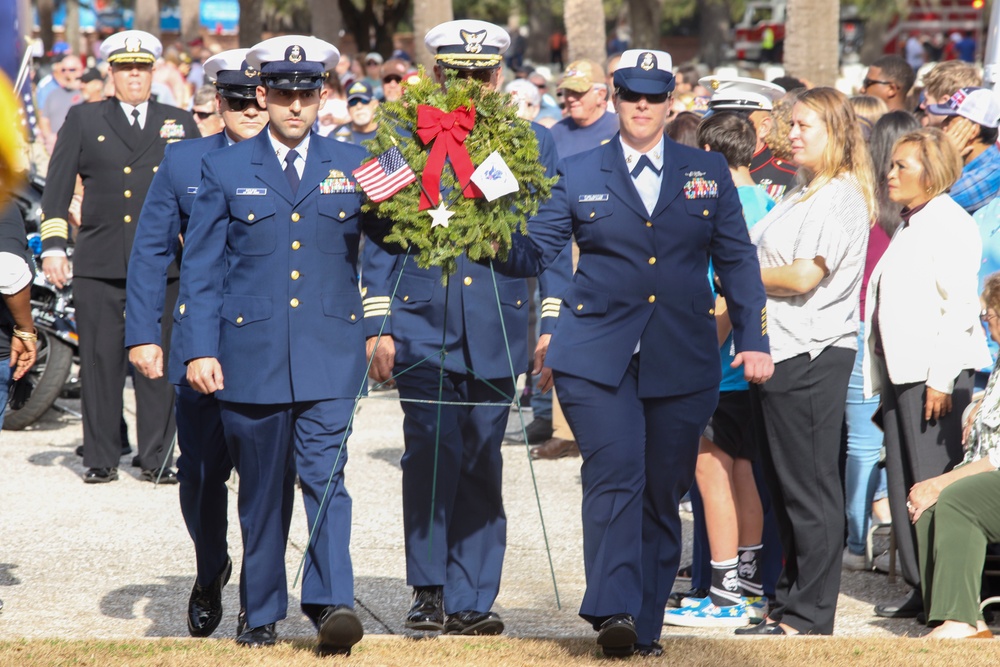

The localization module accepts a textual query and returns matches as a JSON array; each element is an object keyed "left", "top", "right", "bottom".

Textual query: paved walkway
[{"left": 0, "top": 386, "right": 921, "bottom": 641}]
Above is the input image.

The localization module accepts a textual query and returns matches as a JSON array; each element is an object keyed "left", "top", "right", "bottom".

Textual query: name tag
[
  {"left": 236, "top": 188, "right": 267, "bottom": 196},
  {"left": 579, "top": 194, "right": 609, "bottom": 202},
  {"left": 186, "top": 187, "right": 198, "bottom": 194}
]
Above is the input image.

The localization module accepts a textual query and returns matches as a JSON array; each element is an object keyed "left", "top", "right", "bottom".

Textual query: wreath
[{"left": 362, "top": 69, "right": 557, "bottom": 278}]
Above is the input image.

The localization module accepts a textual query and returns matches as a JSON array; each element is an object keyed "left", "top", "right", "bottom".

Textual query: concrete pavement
[{"left": 0, "top": 384, "right": 919, "bottom": 642}]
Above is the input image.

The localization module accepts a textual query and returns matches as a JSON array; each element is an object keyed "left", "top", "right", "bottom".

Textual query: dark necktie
[
  {"left": 284, "top": 149, "right": 300, "bottom": 195},
  {"left": 131, "top": 108, "right": 141, "bottom": 137},
  {"left": 631, "top": 154, "right": 661, "bottom": 178}
]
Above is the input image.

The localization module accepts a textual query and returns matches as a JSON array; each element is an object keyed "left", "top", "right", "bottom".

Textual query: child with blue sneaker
[{"left": 664, "top": 112, "right": 774, "bottom": 629}]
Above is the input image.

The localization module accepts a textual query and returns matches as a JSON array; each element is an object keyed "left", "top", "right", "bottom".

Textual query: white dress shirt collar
[{"left": 119, "top": 100, "right": 150, "bottom": 129}]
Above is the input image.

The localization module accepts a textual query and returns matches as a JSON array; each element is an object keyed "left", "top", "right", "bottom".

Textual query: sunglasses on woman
[{"left": 616, "top": 88, "right": 670, "bottom": 105}]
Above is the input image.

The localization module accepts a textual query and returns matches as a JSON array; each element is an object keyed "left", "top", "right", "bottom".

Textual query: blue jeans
[
  {"left": 0, "top": 357, "right": 11, "bottom": 429},
  {"left": 844, "top": 323, "right": 887, "bottom": 555}
]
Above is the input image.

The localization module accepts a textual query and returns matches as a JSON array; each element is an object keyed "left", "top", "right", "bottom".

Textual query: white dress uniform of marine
[
  {"left": 360, "top": 20, "right": 571, "bottom": 636},
  {"left": 178, "top": 36, "right": 383, "bottom": 653},
  {"left": 497, "top": 50, "right": 770, "bottom": 655},
  {"left": 40, "top": 30, "right": 200, "bottom": 482},
  {"left": 125, "top": 49, "right": 263, "bottom": 637}
]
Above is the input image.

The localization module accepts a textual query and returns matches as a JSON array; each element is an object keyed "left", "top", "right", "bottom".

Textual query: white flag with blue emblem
[{"left": 470, "top": 151, "right": 519, "bottom": 201}]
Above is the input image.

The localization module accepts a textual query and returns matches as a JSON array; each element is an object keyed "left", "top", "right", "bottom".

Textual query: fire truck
[{"left": 732, "top": 0, "right": 984, "bottom": 63}]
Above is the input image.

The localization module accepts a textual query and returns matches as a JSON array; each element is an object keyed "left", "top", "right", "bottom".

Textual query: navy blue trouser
[
  {"left": 555, "top": 355, "right": 718, "bottom": 645},
  {"left": 395, "top": 363, "right": 513, "bottom": 614},
  {"left": 220, "top": 398, "right": 355, "bottom": 628},
  {"left": 175, "top": 384, "right": 232, "bottom": 587}
]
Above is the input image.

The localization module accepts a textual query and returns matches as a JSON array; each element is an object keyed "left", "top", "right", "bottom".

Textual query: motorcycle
[{"left": 2, "top": 175, "right": 79, "bottom": 430}]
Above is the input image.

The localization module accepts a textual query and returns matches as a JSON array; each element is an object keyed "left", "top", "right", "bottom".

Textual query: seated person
[{"left": 910, "top": 271, "right": 1000, "bottom": 639}]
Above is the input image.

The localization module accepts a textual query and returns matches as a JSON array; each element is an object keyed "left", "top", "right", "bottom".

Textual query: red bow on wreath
[{"left": 415, "top": 104, "right": 483, "bottom": 210}]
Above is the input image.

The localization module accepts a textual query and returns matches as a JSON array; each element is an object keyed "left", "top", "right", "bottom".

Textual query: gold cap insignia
[
  {"left": 460, "top": 29, "right": 487, "bottom": 54},
  {"left": 640, "top": 52, "right": 655, "bottom": 71},
  {"left": 289, "top": 45, "right": 302, "bottom": 64},
  {"left": 125, "top": 37, "right": 142, "bottom": 53}
]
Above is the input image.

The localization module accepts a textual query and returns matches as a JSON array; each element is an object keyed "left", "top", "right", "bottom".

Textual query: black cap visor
[{"left": 613, "top": 68, "right": 675, "bottom": 96}]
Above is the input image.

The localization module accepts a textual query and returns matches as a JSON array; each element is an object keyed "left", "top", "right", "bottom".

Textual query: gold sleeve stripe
[
  {"left": 363, "top": 296, "right": 391, "bottom": 305},
  {"left": 541, "top": 304, "right": 561, "bottom": 317},
  {"left": 364, "top": 308, "right": 390, "bottom": 318},
  {"left": 541, "top": 298, "right": 562, "bottom": 306},
  {"left": 40, "top": 218, "right": 69, "bottom": 240}
]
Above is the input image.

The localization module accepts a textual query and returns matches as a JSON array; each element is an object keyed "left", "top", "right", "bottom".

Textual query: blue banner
[{"left": 43, "top": 0, "right": 240, "bottom": 33}]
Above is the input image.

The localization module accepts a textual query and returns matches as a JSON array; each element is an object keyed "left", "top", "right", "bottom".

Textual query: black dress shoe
[
  {"left": 83, "top": 467, "right": 118, "bottom": 484},
  {"left": 667, "top": 587, "right": 709, "bottom": 608},
  {"left": 236, "top": 622, "right": 276, "bottom": 647},
  {"left": 874, "top": 590, "right": 923, "bottom": 618},
  {"left": 523, "top": 418, "right": 553, "bottom": 444},
  {"left": 405, "top": 586, "right": 444, "bottom": 632},
  {"left": 596, "top": 614, "right": 637, "bottom": 657},
  {"left": 140, "top": 468, "right": 179, "bottom": 484},
  {"left": 734, "top": 621, "right": 787, "bottom": 635},
  {"left": 317, "top": 605, "right": 364, "bottom": 655},
  {"left": 634, "top": 641, "right": 663, "bottom": 657},
  {"left": 444, "top": 610, "right": 504, "bottom": 635},
  {"left": 188, "top": 556, "right": 232, "bottom": 637},
  {"left": 132, "top": 455, "right": 142, "bottom": 468}
]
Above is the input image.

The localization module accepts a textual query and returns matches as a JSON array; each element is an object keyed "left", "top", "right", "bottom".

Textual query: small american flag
[{"left": 352, "top": 147, "right": 416, "bottom": 202}]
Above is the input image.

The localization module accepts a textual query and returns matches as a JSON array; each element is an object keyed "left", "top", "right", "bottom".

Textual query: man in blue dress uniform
[
  {"left": 125, "top": 48, "right": 268, "bottom": 637},
  {"left": 179, "top": 35, "right": 373, "bottom": 653},
  {"left": 498, "top": 49, "right": 774, "bottom": 656},
  {"left": 362, "top": 19, "right": 570, "bottom": 636}
]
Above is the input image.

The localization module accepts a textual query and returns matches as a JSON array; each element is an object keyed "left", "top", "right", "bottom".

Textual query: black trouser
[
  {"left": 881, "top": 369, "right": 973, "bottom": 589},
  {"left": 755, "top": 347, "right": 854, "bottom": 634},
  {"left": 76, "top": 276, "right": 177, "bottom": 470}
]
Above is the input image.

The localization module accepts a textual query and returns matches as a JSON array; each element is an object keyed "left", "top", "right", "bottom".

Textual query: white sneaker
[
  {"left": 663, "top": 596, "right": 750, "bottom": 628},
  {"left": 842, "top": 547, "right": 869, "bottom": 571}
]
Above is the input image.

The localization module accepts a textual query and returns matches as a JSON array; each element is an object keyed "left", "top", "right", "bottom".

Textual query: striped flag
[{"left": 352, "top": 147, "right": 417, "bottom": 202}]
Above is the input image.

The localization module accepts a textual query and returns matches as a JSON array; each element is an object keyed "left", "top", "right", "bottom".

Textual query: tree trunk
[
  {"left": 135, "top": 0, "right": 161, "bottom": 38},
  {"left": 309, "top": 0, "right": 343, "bottom": 45},
  {"left": 784, "top": 0, "right": 839, "bottom": 87},
  {"left": 524, "top": 0, "right": 554, "bottom": 65},
  {"left": 411, "top": 0, "right": 453, "bottom": 73},
  {"left": 697, "top": 0, "right": 730, "bottom": 68},
  {"left": 180, "top": 0, "right": 201, "bottom": 45},
  {"left": 858, "top": 14, "right": 891, "bottom": 66},
  {"left": 239, "top": 0, "right": 264, "bottom": 48},
  {"left": 627, "top": 0, "right": 661, "bottom": 51},
  {"left": 564, "top": 0, "right": 606, "bottom": 63},
  {"left": 37, "top": 0, "right": 55, "bottom": 55},
  {"left": 65, "top": 0, "right": 80, "bottom": 55}
]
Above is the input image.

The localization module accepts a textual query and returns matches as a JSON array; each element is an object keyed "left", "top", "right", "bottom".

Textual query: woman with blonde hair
[
  {"left": 738, "top": 87, "right": 875, "bottom": 636},
  {"left": 864, "top": 127, "right": 990, "bottom": 621}
]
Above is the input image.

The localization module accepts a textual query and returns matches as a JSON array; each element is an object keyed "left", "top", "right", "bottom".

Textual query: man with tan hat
[{"left": 549, "top": 59, "right": 619, "bottom": 159}]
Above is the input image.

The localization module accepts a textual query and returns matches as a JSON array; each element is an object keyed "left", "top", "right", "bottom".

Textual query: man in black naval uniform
[
  {"left": 701, "top": 76, "right": 796, "bottom": 203},
  {"left": 40, "top": 30, "right": 200, "bottom": 483}
]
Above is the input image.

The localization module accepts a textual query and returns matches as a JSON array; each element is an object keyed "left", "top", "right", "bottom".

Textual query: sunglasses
[
  {"left": 382, "top": 75, "right": 402, "bottom": 84},
  {"left": 347, "top": 97, "right": 372, "bottom": 107},
  {"left": 862, "top": 78, "right": 894, "bottom": 89},
  {"left": 193, "top": 110, "right": 216, "bottom": 120},
  {"left": 616, "top": 88, "right": 670, "bottom": 105},
  {"left": 224, "top": 98, "right": 263, "bottom": 112},
  {"left": 981, "top": 309, "right": 998, "bottom": 323}
]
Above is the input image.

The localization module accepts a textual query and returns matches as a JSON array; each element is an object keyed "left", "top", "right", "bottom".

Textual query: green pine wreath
[{"left": 362, "top": 69, "right": 558, "bottom": 277}]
